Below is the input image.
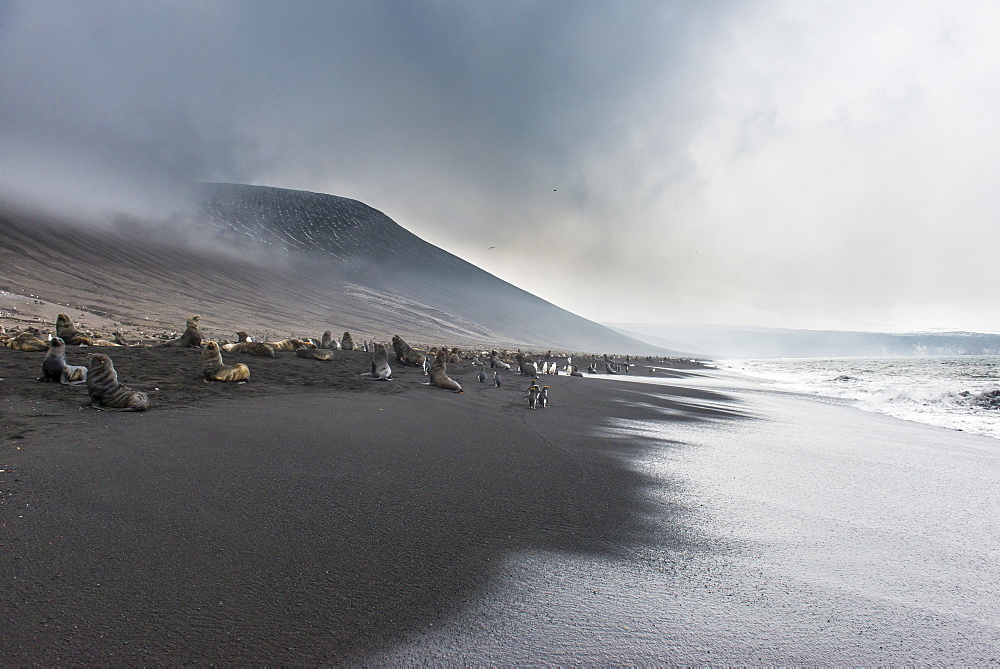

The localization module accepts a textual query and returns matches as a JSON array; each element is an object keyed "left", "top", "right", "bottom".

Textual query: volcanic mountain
[{"left": 0, "top": 183, "right": 665, "bottom": 353}]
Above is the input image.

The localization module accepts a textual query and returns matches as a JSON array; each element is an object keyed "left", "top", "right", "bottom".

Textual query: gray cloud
[{"left": 2, "top": 0, "right": 999, "bottom": 331}]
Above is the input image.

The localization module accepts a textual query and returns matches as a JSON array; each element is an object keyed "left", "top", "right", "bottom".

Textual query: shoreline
[{"left": 3, "top": 346, "right": 997, "bottom": 663}]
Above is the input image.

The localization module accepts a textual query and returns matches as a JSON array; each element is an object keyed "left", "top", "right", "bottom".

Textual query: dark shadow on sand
[{"left": 0, "top": 348, "right": 748, "bottom": 663}]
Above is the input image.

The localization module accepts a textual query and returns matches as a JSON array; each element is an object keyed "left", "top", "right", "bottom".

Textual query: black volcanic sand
[{"left": 0, "top": 345, "right": 733, "bottom": 663}]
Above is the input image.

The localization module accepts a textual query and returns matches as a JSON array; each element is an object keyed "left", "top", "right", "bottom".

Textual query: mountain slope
[{"left": 0, "top": 184, "right": 662, "bottom": 353}]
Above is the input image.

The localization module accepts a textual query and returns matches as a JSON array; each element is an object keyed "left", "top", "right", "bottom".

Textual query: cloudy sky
[{"left": 3, "top": 0, "right": 1000, "bottom": 332}]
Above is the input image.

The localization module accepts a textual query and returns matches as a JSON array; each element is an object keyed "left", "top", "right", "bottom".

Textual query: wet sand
[{"left": 0, "top": 345, "right": 720, "bottom": 663}]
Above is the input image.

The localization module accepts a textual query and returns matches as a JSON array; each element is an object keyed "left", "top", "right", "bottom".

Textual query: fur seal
[
  {"left": 236, "top": 331, "right": 251, "bottom": 342},
  {"left": 55, "top": 313, "right": 120, "bottom": 347},
  {"left": 341, "top": 332, "right": 355, "bottom": 351},
  {"left": 296, "top": 348, "right": 333, "bottom": 360},
  {"left": 224, "top": 341, "right": 276, "bottom": 356},
  {"left": 448, "top": 347, "right": 462, "bottom": 365},
  {"left": 38, "top": 337, "right": 87, "bottom": 384},
  {"left": 112, "top": 330, "right": 129, "bottom": 346},
  {"left": 368, "top": 343, "right": 393, "bottom": 380},
  {"left": 86, "top": 353, "right": 149, "bottom": 411},
  {"left": 6, "top": 331, "right": 49, "bottom": 352},
  {"left": 269, "top": 338, "right": 314, "bottom": 352},
  {"left": 160, "top": 315, "right": 202, "bottom": 348},
  {"left": 489, "top": 350, "right": 511, "bottom": 370},
  {"left": 202, "top": 342, "right": 251, "bottom": 382},
  {"left": 515, "top": 353, "right": 538, "bottom": 378},
  {"left": 430, "top": 349, "right": 463, "bottom": 393},
  {"left": 320, "top": 330, "right": 340, "bottom": 349},
  {"left": 392, "top": 335, "right": 426, "bottom": 367}
]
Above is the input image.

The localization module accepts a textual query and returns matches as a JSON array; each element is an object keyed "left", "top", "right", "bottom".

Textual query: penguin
[
  {"left": 525, "top": 384, "right": 540, "bottom": 409},
  {"left": 493, "top": 371, "right": 501, "bottom": 387},
  {"left": 477, "top": 369, "right": 487, "bottom": 383},
  {"left": 423, "top": 357, "right": 431, "bottom": 375},
  {"left": 539, "top": 386, "right": 549, "bottom": 408}
]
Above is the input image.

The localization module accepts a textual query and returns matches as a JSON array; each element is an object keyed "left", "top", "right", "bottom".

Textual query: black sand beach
[{"left": 1, "top": 344, "right": 725, "bottom": 663}]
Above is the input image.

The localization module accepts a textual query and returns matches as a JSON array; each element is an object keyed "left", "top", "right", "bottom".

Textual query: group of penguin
[{"left": 466, "top": 364, "right": 549, "bottom": 408}]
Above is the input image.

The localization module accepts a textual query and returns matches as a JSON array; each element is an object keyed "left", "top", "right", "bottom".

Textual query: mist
[{"left": 3, "top": 1, "right": 1000, "bottom": 331}]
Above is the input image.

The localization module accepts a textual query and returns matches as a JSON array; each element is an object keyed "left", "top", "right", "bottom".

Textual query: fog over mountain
[
  {"left": 0, "top": 183, "right": 669, "bottom": 354},
  {"left": 607, "top": 323, "right": 1000, "bottom": 359}
]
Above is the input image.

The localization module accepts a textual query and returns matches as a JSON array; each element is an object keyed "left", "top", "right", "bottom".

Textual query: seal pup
[
  {"left": 539, "top": 386, "right": 549, "bottom": 408},
  {"left": 392, "top": 335, "right": 426, "bottom": 367},
  {"left": 112, "top": 330, "right": 130, "bottom": 346},
  {"left": 477, "top": 369, "right": 487, "bottom": 383},
  {"left": 38, "top": 337, "right": 88, "bottom": 384},
  {"left": 366, "top": 343, "right": 393, "bottom": 380},
  {"left": 224, "top": 341, "right": 276, "bottom": 357},
  {"left": 6, "top": 331, "right": 49, "bottom": 352},
  {"left": 202, "top": 342, "right": 251, "bottom": 382},
  {"left": 341, "top": 332, "right": 355, "bottom": 351},
  {"left": 430, "top": 349, "right": 463, "bottom": 393},
  {"left": 515, "top": 353, "right": 539, "bottom": 378},
  {"left": 296, "top": 348, "right": 333, "bottom": 361},
  {"left": 161, "top": 315, "right": 202, "bottom": 348},
  {"left": 86, "top": 353, "right": 149, "bottom": 411}
]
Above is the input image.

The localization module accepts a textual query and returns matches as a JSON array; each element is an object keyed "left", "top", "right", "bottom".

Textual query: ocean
[{"left": 723, "top": 356, "right": 1000, "bottom": 440}]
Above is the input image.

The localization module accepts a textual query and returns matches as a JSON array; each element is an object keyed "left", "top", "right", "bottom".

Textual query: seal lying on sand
[
  {"left": 202, "top": 342, "right": 251, "bottom": 382},
  {"left": 367, "top": 343, "right": 392, "bottom": 380},
  {"left": 5, "top": 331, "right": 49, "bottom": 352},
  {"left": 489, "top": 350, "right": 511, "bottom": 370},
  {"left": 448, "top": 347, "right": 462, "bottom": 364},
  {"left": 160, "top": 315, "right": 202, "bottom": 347},
  {"left": 222, "top": 341, "right": 275, "bottom": 356},
  {"left": 392, "top": 335, "right": 426, "bottom": 367},
  {"left": 38, "top": 337, "right": 87, "bottom": 384},
  {"left": 269, "top": 338, "right": 314, "bottom": 352},
  {"left": 296, "top": 348, "right": 333, "bottom": 360},
  {"left": 86, "top": 353, "right": 149, "bottom": 411},
  {"left": 430, "top": 349, "right": 463, "bottom": 393},
  {"left": 56, "top": 313, "right": 121, "bottom": 347},
  {"left": 515, "top": 352, "right": 539, "bottom": 378}
]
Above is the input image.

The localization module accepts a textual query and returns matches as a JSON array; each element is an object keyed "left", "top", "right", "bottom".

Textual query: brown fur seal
[
  {"left": 236, "top": 330, "right": 251, "bottom": 342},
  {"left": 269, "top": 338, "right": 313, "bottom": 352},
  {"left": 55, "top": 313, "right": 120, "bottom": 347},
  {"left": 515, "top": 352, "right": 539, "bottom": 378},
  {"left": 6, "top": 331, "right": 49, "bottom": 352},
  {"left": 368, "top": 343, "right": 392, "bottom": 380},
  {"left": 86, "top": 353, "right": 149, "bottom": 411},
  {"left": 341, "top": 332, "right": 355, "bottom": 351},
  {"left": 392, "top": 335, "right": 426, "bottom": 367},
  {"left": 430, "top": 349, "right": 463, "bottom": 393},
  {"left": 38, "top": 336, "right": 88, "bottom": 384},
  {"left": 161, "top": 315, "right": 202, "bottom": 347},
  {"left": 112, "top": 330, "right": 129, "bottom": 346},
  {"left": 448, "top": 347, "right": 462, "bottom": 365},
  {"left": 225, "top": 341, "right": 276, "bottom": 356},
  {"left": 296, "top": 348, "right": 333, "bottom": 360},
  {"left": 489, "top": 350, "right": 511, "bottom": 370},
  {"left": 202, "top": 342, "right": 251, "bottom": 382}
]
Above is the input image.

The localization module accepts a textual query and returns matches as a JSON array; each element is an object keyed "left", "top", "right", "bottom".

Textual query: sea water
[{"left": 725, "top": 356, "right": 1000, "bottom": 439}]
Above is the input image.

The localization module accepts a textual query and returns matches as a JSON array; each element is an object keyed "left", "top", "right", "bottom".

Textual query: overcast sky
[{"left": 3, "top": 0, "right": 1000, "bottom": 332}]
